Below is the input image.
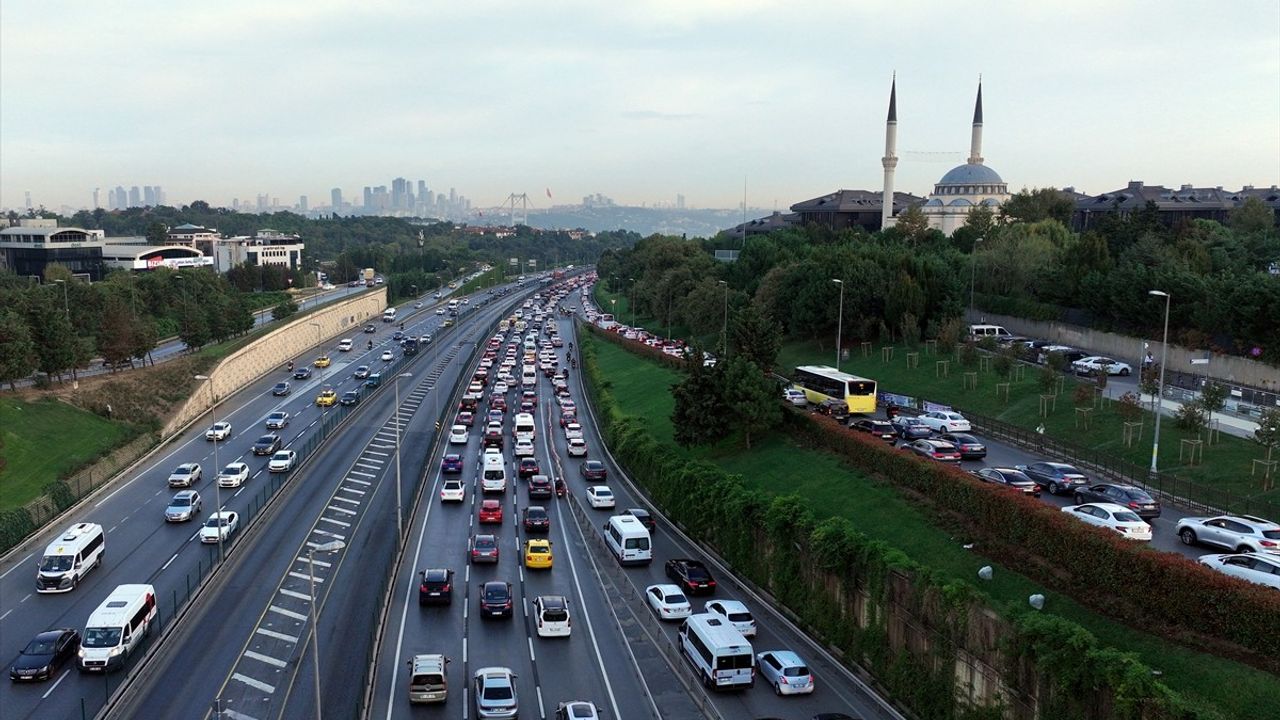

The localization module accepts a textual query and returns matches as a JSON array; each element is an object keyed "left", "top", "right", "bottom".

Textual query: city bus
[{"left": 793, "top": 365, "right": 877, "bottom": 414}]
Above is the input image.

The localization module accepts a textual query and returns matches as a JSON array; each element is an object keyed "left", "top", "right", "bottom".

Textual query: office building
[{"left": 331, "top": 187, "right": 343, "bottom": 213}]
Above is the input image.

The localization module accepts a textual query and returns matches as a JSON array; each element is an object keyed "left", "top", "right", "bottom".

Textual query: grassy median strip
[{"left": 589, "top": 335, "right": 1280, "bottom": 719}]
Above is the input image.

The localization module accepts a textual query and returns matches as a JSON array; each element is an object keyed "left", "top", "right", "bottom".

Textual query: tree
[
  {"left": 131, "top": 318, "right": 159, "bottom": 366},
  {"left": 893, "top": 205, "right": 931, "bottom": 244},
  {"left": 26, "top": 296, "right": 78, "bottom": 382},
  {"left": 1230, "top": 197, "right": 1275, "bottom": 235},
  {"left": 670, "top": 345, "right": 730, "bottom": 447},
  {"left": 999, "top": 187, "right": 1074, "bottom": 225},
  {"left": 730, "top": 304, "right": 782, "bottom": 372},
  {"left": 98, "top": 297, "right": 136, "bottom": 370},
  {"left": 0, "top": 309, "right": 37, "bottom": 389},
  {"left": 229, "top": 296, "right": 256, "bottom": 336},
  {"left": 1255, "top": 407, "right": 1280, "bottom": 491},
  {"left": 144, "top": 221, "right": 169, "bottom": 245},
  {"left": 721, "top": 356, "right": 780, "bottom": 449},
  {"left": 178, "top": 302, "right": 210, "bottom": 350},
  {"left": 272, "top": 299, "right": 299, "bottom": 321}
]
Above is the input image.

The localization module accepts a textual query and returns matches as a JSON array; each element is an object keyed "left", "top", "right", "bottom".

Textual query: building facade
[{"left": 1071, "top": 181, "right": 1280, "bottom": 231}]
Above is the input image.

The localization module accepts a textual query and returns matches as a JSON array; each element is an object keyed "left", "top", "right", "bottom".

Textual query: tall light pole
[
  {"left": 718, "top": 280, "right": 729, "bottom": 359},
  {"left": 393, "top": 372, "right": 412, "bottom": 537},
  {"left": 307, "top": 539, "right": 346, "bottom": 720},
  {"left": 194, "top": 375, "right": 224, "bottom": 562},
  {"left": 308, "top": 321, "right": 323, "bottom": 381},
  {"left": 1149, "top": 290, "right": 1172, "bottom": 474},
  {"left": 627, "top": 277, "right": 636, "bottom": 327},
  {"left": 832, "top": 279, "right": 844, "bottom": 371},
  {"left": 52, "top": 279, "right": 70, "bottom": 321},
  {"left": 969, "top": 237, "right": 984, "bottom": 318}
]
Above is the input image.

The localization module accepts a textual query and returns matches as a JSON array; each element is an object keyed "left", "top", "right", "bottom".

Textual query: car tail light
[
  {"left": 1261, "top": 540, "right": 1278, "bottom": 548},
  {"left": 1127, "top": 502, "right": 1140, "bottom": 509}
]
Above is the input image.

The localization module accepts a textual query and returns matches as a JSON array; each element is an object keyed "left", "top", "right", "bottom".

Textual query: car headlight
[{"left": 109, "top": 646, "right": 124, "bottom": 657}]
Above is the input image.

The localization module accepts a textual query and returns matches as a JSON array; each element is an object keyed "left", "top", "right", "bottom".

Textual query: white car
[
  {"left": 916, "top": 410, "right": 971, "bottom": 433},
  {"left": 436, "top": 308, "right": 445, "bottom": 315},
  {"left": 441, "top": 478, "right": 466, "bottom": 502},
  {"left": 645, "top": 584, "right": 692, "bottom": 620},
  {"left": 493, "top": 381, "right": 509, "bottom": 395},
  {"left": 783, "top": 388, "right": 808, "bottom": 406},
  {"left": 205, "top": 421, "right": 232, "bottom": 441},
  {"left": 380, "top": 350, "right": 394, "bottom": 362},
  {"left": 514, "top": 439, "right": 535, "bottom": 457},
  {"left": 533, "top": 595, "right": 572, "bottom": 637},
  {"left": 448, "top": 425, "right": 469, "bottom": 444},
  {"left": 1197, "top": 553, "right": 1280, "bottom": 590},
  {"left": 268, "top": 450, "right": 297, "bottom": 473},
  {"left": 167, "top": 462, "right": 202, "bottom": 488},
  {"left": 567, "top": 438, "right": 588, "bottom": 457},
  {"left": 704, "top": 599, "right": 757, "bottom": 637},
  {"left": 564, "top": 423, "right": 583, "bottom": 440},
  {"left": 414, "top": 301, "right": 424, "bottom": 309},
  {"left": 1061, "top": 503, "right": 1152, "bottom": 541},
  {"left": 217, "top": 462, "right": 250, "bottom": 488},
  {"left": 200, "top": 511, "right": 239, "bottom": 544},
  {"left": 1072, "top": 356, "right": 1133, "bottom": 377},
  {"left": 586, "top": 485, "right": 615, "bottom": 509}
]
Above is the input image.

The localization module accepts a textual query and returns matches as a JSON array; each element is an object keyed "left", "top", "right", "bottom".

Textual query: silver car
[
  {"left": 165, "top": 490, "right": 202, "bottom": 522},
  {"left": 1177, "top": 515, "right": 1280, "bottom": 554},
  {"left": 1198, "top": 554, "right": 1280, "bottom": 590},
  {"left": 473, "top": 667, "right": 518, "bottom": 718},
  {"left": 167, "top": 463, "right": 202, "bottom": 488}
]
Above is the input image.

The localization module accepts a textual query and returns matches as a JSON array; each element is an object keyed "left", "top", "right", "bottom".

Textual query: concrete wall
[
  {"left": 965, "top": 309, "right": 1280, "bottom": 391},
  {"left": 164, "top": 288, "right": 387, "bottom": 436}
]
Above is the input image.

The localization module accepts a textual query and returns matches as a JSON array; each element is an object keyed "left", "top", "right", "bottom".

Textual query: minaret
[
  {"left": 880, "top": 74, "right": 899, "bottom": 230},
  {"left": 968, "top": 78, "right": 984, "bottom": 165}
]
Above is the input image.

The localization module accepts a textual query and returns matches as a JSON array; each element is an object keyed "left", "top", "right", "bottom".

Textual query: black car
[
  {"left": 1074, "top": 483, "right": 1162, "bottom": 519},
  {"left": 272, "top": 382, "right": 291, "bottom": 397},
  {"left": 890, "top": 416, "right": 932, "bottom": 440},
  {"left": 252, "top": 434, "right": 281, "bottom": 456},
  {"left": 528, "top": 475, "right": 553, "bottom": 499},
  {"left": 971, "top": 467, "right": 1041, "bottom": 497},
  {"left": 363, "top": 324, "right": 377, "bottom": 333},
  {"left": 293, "top": 367, "right": 313, "bottom": 380},
  {"left": 665, "top": 558, "right": 717, "bottom": 595},
  {"left": 580, "top": 460, "right": 608, "bottom": 481},
  {"left": 815, "top": 398, "right": 850, "bottom": 422},
  {"left": 850, "top": 419, "right": 896, "bottom": 443},
  {"left": 523, "top": 506, "right": 550, "bottom": 533},
  {"left": 393, "top": 330, "right": 405, "bottom": 341},
  {"left": 479, "top": 580, "right": 513, "bottom": 618},
  {"left": 340, "top": 390, "right": 360, "bottom": 406},
  {"left": 418, "top": 568, "right": 454, "bottom": 605},
  {"left": 10, "top": 629, "right": 79, "bottom": 681},
  {"left": 626, "top": 508, "right": 656, "bottom": 533},
  {"left": 1019, "top": 462, "right": 1090, "bottom": 496},
  {"left": 939, "top": 433, "right": 987, "bottom": 460}
]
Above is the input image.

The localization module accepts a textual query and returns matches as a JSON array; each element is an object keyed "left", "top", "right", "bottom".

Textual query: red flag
[{"left": 545, "top": 188, "right": 553, "bottom": 199}]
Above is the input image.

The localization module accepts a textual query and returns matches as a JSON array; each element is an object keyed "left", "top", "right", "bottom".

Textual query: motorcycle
[
  {"left": 286, "top": 361, "right": 294, "bottom": 373},
  {"left": 367, "top": 340, "right": 374, "bottom": 350},
  {"left": 554, "top": 478, "right": 567, "bottom": 498}
]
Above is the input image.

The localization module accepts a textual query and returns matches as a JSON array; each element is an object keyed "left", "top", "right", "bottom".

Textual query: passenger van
[
  {"left": 521, "top": 366, "right": 537, "bottom": 388},
  {"left": 407, "top": 653, "right": 449, "bottom": 703},
  {"left": 36, "top": 522, "right": 106, "bottom": 593},
  {"left": 513, "top": 413, "right": 535, "bottom": 442},
  {"left": 968, "top": 324, "right": 1012, "bottom": 341},
  {"left": 677, "top": 613, "right": 755, "bottom": 690},
  {"left": 337, "top": 338, "right": 354, "bottom": 352},
  {"left": 603, "top": 515, "right": 652, "bottom": 565},
  {"left": 383, "top": 307, "right": 397, "bottom": 323},
  {"left": 78, "top": 584, "right": 157, "bottom": 672},
  {"left": 481, "top": 454, "right": 507, "bottom": 493}
]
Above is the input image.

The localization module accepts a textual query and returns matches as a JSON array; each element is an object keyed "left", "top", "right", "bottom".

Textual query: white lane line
[
  {"left": 327, "top": 506, "right": 357, "bottom": 516},
  {"left": 160, "top": 552, "right": 180, "bottom": 571},
  {"left": 287, "top": 571, "right": 324, "bottom": 584},
  {"left": 269, "top": 605, "right": 309, "bottom": 621},
  {"left": 255, "top": 627, "right": 300, "bottom": 643},
  {"left": 369, "top": 443, "right": 394, "bottom": 450},
  {"left": 528, "top": 637, "right": 536, "bottom": 662},
  {"left": 346, "top": 478, "right": 372, "bottom": 486},
  {"left": 536, "top": 686, "right": 546, "bottom": 720},
  {"left": 312, "top": 529, "right": 345, "bottom": 539},
  {"left": 0, "top": 609, "right": 13, "bottom": 621},
  {"left": 0, "top": 553, "right": 33, "bottom": 580},
  {"left": 365, "top": 450, "right": 390, "bottom": 457},
  {"left": 320, "top": 517, "right": 351, "bottom": 527},
  {"left": 244, "top": 650, "right": 288, "bottom": 668},
  {"left": 332, "top": 496, "right": 360, "bottom": 506},
  {"left": 41, "top": 669, "right": 71, "bottom": 698},
  {"left": 356, "top": 461, "right": 383, "bottom": 470},
  {"left": 462, "top": 637, "right": 467, "bottom": 664},
  {"left": 279, "top": 588, "right": 311, "bottom": 601},
  {"left": 299, "top": 555, "right": 333, "bottom": 567},
  {"left": 231, "top": 672, "right": 276, "bottom": 694},
  {"left": 339, "top": 487, "right": 366, "bottom": 496},
  {"left": 349, "top": 470, "right": 376, "bottom": 478},
  {"left": 20, "top": 593, "right": 32, "bottom": 603},
  {"left": 220, "top": 708, "right": 260, "bottom": 720}
]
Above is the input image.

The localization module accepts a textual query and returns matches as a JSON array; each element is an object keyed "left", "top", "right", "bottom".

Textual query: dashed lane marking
[{"left": 244, "top": 650, "right": 288, "bottom": 669}]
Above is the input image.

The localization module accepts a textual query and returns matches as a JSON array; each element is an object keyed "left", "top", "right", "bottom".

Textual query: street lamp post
[
  {"left": 1149, "top": 290, "right": 1172, "bottom": 474},
  {"left": 718, "top": 280, "right": 729, "bottom": 359},
  {"left": 628, "top": 277, "right": 636, "bottom": 327},
  {"left": 194, "top": 375, "right": 225, "bottom": 562},
  {"left": 52, "top": 279, "right": 70, "bottom": 321},
  {"left": 393, "top": 372, "right": 413, "bottom": 538},
  {"left": 307, "top": 539, "right": 346, "bottom": 720},
  {"left": 969, "top": 237, "right": 984, "bottom": 318},
  {"left": 832, "top": 279, "right": 844, "bottom": 371}
]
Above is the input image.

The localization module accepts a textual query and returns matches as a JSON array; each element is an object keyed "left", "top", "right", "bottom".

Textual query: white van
[
  {"left": 36, "top": 522, "right": 106, "bottom": 593},
  {"left": 521, "top": 366, "right": 537, "bottom": 388},
  {"left": 78, "top": 584, "right": 157, "bottom": 672},
  {"left": 968, "top": 324, "right": 1012, "bottom": 341},
  {"left": 338, "top": 338, "right": 354, "bottom": 352},
  {"left": 383, "top": 307, "right": 397, "bottom": 323},
  {"left": 481, "top": 454, "right": 507, "bottom": 493},
  {"left": 677, "top": 613, "right": 755, "bottom": 690},
  {"left": 513, "top": 413, "right": 535, "bottom": 442},
  {"left": 603, "top": 515, "right": 652, "bottom": 565}
]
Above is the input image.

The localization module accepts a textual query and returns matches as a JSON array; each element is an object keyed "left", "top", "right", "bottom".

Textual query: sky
[{"left": 2, "top": 0, "right": 1278, "bottom": 212}]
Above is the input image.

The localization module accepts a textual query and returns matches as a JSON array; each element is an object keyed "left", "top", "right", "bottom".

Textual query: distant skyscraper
[
  {"left": 257, "top": 194, "right": 269, "bottom": 211},
  {"left": 417, "top": 180, "right": 427, "bottom": 203},
  {"left": 128, "top": 186, "right": 142, "bottom": 207},
  {"left": 154, "top": 186, "right": 165, "bottom": 206},
  {"left": 676, "top": 193, "right": 686, "bottom": 209},
  {"left": 299, "top": 195, "right": 308, "bottom": 212},
  {"left": 331, "top": 187, "right": 343, "bottom": 212},
  {"left": 93, "top": 188, "right": 101, "bottom": 210},
  {"left": 392, "top": 177, "right": 407, "bottom": 210},
  {"left": 363, "top": 186, "right": 373, "bottom": 209},
  {"left": 144, "top": 186, "right": 156, "bottom": 206},
  {"left": 114, "top": 186, "right": 126, "bottom": 210}
]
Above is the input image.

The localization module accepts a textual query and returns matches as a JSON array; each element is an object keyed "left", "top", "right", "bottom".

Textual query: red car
[
  {"left": 490, "top": 395, "right": 507, "bottom": 412},
  {"left": 518, "top": 458, "right": 540, "bottom": 479},
  {"left": 457, "top": 411, "right": 475, "bottom": 427},
  {"left": 580, "top": 460, "right": 607, "bottom": 481},
  {"left": 479, "top": 499, "right": 503, "bottom": 524},
  {"left": 520, "top": 400, "right": 535, "bottom": 413},
  {"left": 560, "top": 412, "right": 577, "bottom": 428}
]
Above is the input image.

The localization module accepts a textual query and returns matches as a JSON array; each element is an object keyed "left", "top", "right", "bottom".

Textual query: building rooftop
[{"left": 937, "top": 163, "right": 1004, "bottom": 186}]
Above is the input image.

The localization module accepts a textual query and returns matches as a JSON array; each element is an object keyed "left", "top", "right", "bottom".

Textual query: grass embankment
[
  {"left": 0, "top": 398, "right": 132, "bottom": 512},
  {"left": 459, "top": 267, "right": 504, "bottom": 295},
  {"left": 588, "top": 335, "right": 1280, "bottom": 719}
]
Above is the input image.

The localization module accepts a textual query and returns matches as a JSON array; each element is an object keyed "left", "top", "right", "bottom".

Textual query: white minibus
[
  {"left": 78, "top": 584, "right": 157, "bottom": 672},
  {"left": 677, "top": 613, "right": 755, "bottom": 690},
  {"left": 36, "top": 522, "right": 106, "bottom": 593},
  {"left": 603, "top": 515, "right": 652, "bottom": 565},
  {"left": 513, "top": 413, "right": 535, "bottom": 442},
  {"left": 481, "top": 454, "right": 507, "bottom": 493}
]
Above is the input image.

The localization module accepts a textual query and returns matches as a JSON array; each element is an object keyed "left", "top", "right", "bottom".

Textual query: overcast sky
[{"left": 2, "top": 0, "right": 1278, "bottom": 212}]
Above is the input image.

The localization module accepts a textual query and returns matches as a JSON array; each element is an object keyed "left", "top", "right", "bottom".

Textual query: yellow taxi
[
  {"left": 315, "top": 387, "right": 338, "bottom": 407},
  {"left": 314, "top": 355, "right": 332, "bottom": 368},
  {"left": 442, "top": 319, "right": 455, "bottom": 328},
  {"left": 523, "top": 539, "right": 553, "bottom": 569}
]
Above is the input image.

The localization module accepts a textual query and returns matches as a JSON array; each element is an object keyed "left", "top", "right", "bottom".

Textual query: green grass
[
  {"left": 0, "top": 397, "right": 132, "bottom": 511},
  {"left": 459, "top": 267, "right": 504, "bottom": 295},
  {"left": 592, "top": 283, "right": 713, "bottom": 346},
  {"left": 589, "top": 336, "right": 1280, "bottom": 718}
]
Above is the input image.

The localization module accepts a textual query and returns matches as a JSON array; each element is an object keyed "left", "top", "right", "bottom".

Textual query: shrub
[
  {"left": 900, "top": 312, "right": 922, "bottom": 347},
  {"left": 1117, "top": 392, "right": 1143, "bottom": 421},
  {"left": 1037, "top": 366, "right": 1058, "bottom": 393},
  {"left": 1073, "top": 384, "right": 1095, "bottom": 408},
  {"left": 0, "top": 507, "right": 36, "bottom": 554},
  {"left": 936, "top": 317, "right": 965, "bottom": 355},
  {"left": 1175, "top": 400, "right": 1208, "bottom": 434},
  {"left": 959, "top": 342, "right": 979, "bottom": 368},
  {"left": 992, "top": 348, "right": 1015, "bottom": 378}
]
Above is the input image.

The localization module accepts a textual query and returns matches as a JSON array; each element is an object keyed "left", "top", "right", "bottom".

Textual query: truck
[
  {"left": 403, "top": 337, "right": 419, "bottom": 356},
  {"left": 363, "top": 268, "right": 376, "bottom": 287}
]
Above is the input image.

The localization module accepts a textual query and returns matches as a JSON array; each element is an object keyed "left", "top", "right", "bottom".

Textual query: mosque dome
[{"left": 937, "top": 163, "right": 1005, "bottom": 185}]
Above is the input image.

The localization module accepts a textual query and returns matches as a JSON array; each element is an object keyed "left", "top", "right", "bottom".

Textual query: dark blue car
[{"left": 441, "top": 453, "right": 464, "bottom": 473}]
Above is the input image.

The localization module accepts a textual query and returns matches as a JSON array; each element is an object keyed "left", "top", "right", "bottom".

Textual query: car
[
  {"left": 483, "top": 427, "right": 504, "bottom": 449},
  {"left": 167, "top": 462, "right": 202, "bottom": 488},
  {"left": 528, "top": 475, "right": 553, "bottom": 499},
  {"left": 1073, "top": 484, "right": 1161, "bottom": 519},
  {"left": 580, "top": 460, "right": 607, "bottom": 481},
  {"left": 353, "top": 365, "right": 371, "bottom": 379},
  {"left": 436, "top": 308, "right": 445, "bottom": 315},
  {"left": 414, "top": 301, "right": 424, "bottom": 309},
  {"left": 448, "top": 425, "right": 469, "bottom": 444},
  {"left": 626, "top": 508, "right": 656, "bottom": 533},
  {"left": 268, "top": 450, "right": 297, "bottom": 473},
  {"left": 487, "top": 409, "right": 505, "bottom": 424},
  {"left": 252, "top": 433, "right": 282, "bottom": 455},
  {"left": 565, "top": 437, "right": 588, "bottom": 457},
  {"left": 519, "top": 399, "right": 535, "bottom": 413},
  {"left": 418, "top": 568, "right": 454, "bottom": 605},
  {"left": 971, "top": 467, "right": 1041, "bottom": 497},
  {"left": 457, "top": 411, "right": 475, "bottom": 427},
  {"left": 523, "top": 505, "right": 550, "bottom": 533},
  {"left": 1176, "top": 515, "right": 1280, "bottom": 554},
  {"left": 533, "top": 595, "right": 572, "bottom": 637},
  {"left": 164, "top": 490, "right": 202, "bottom": 522},
  {"left": 756, "top": 650, "right": 815, "bottom": 696},
  {"left": 440, "top": 478, "right": 465, "bottom": 502},
  {"left": 313, "top": 355, "right": 331, "bottom": 368},
  {"left": 473, "top": 666, "right": 519, "bottom": 717},
  {"left": 585, "top": 485, "right": 615, "bottom": 509},
  {"left": 890, "top": 416, "right": 932, "bottom": 440},
  {"left": 272, "top": 381, "right": 292, "bottom": 396},
  {"left": 293, "top": 367, "right": 313, "bottom": 380},
  {"left": 441, "top": 454, "right": 464, "bottom": 473},
  {"left": 564, "top": 422, "right": 584, "bottom": 440},
  {"left": 513, "top": 438, "right": 535, "bottom": 457},
  {"left": 665, "top": 558, "right": 717, "bottom": 595},
  {"left": 1061, "top": 503, "right": 1152, "bottom": 541},
  {"left": 916, "top": 410, "right": 972, "bottom": 433},
  {"left": 443, "top": 319, "right": 454, "bottom": 327},
  {"left": 493, "top": 381, "right": 509, "bottom": 395},
  {"left": 903, "top": 439, "right": 962, "bottom": 463},
  {"left": 479, "top": 581, "right": 514, "bottom": 618},
  {"left": 217, "top": 462, "right": 250, "bottom": 488},
  {"left": 365, "top": 373, "right": 382, "bottom": 388},
  {"left": 850, "top": 419, "right": 897, "bottom": 443},
  {"left": 393, "top": 330, "right": 405, "bottom": 341},
  {"left": 518, "top": 457, "right": 540, "bottom": 479},
  {"left": 1019, "top": 462, "right": 1090, "bottom": 495},
  {"left": 704, "top": 599, "right": 757, "bottom": 637},
  {"left": 644, "top": 583, "right": 693, "bottom": 621},
  {"left": 1072, "top": 356, "right": 1133, "bottom": 377},
  {"left": 363, "top": 323, "right": 377, "bottom": 333},
  {"left": 469, "top": 534, "right": 500, "bottom": 563},
  {"left": 265, "top": 411, "right": 290, "bottom": 429},
  {"left": 560, "top": 411, "right": 577, "bottom": 428},
  {"left": 380, "top": 350, "right": 395, "bottom": 362},
  {"left": 479, "top": 499, "right": 504, "bottom": 524},
  {"left": 1197, "top": 553, "right": 1280, "bottom": 590},
  {"left": 815, "top": 397, "right": 850, "bottom": 421},
  {"left": 938, "top": 432, "right": 986, "bottom": 459},
  {"left": 205, "top": 421, "right": 232, "bottom": 441},
  {"left": 339, "top": 390, "right": 361, "bottom": 406},
  {"left": 9, "top": 628, "right": 80, "bottom": 682},
  {"left": 200, "top": 511, "right": 239, "bottom": 543},
  {"left": 783, "top": 388, "right": 808, "bottom": 406},
  {"left": 315, "top": 388, "right": 338, "bottom": 407},
  {"left": 524, "top": 539, "right": 553, "bottom": 569}
]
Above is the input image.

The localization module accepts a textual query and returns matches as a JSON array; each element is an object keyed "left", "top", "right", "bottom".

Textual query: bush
[
  {"left": 42, "top": 481, "right": 76, "bottom": 511},
  {"left": 1117, "top": 392, "right": 1143, "bottom": 421},
  {"left": 1073, "top": 383, "right": 1095, "bottom": 408},
  {"left": 0, "top": 507, "right": 36, "bottom": 554},
  {"left": 271, "top": 299, "right": 299, "bottom": 321},
  {"left": 959, "top": 342, "right": 979, "bottom": 368},
  {"left": 992, "top": 348, "right": 1015, "bottom": 378},
  {"left": 1175, "top": 400, "right": 1208, "bottom": 434},
  {"left": 1038, "top": 366, "right": 1058, "bottom": 393},
  {"left": 935, "top": 317, "right": 965, "bottom": 355}
]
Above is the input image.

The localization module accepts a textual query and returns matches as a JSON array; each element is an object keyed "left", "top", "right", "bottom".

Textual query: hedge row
[{"left": 577, "top": 329, "right": 1210, "bottom": 720}]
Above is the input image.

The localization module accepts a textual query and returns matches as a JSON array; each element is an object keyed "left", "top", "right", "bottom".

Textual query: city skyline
[{"left": 2, "top": 1, "right": 1277, "bottom": 211}]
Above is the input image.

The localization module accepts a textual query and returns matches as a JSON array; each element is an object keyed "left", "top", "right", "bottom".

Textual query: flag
[{"left": 546, "top": 188, "right": 553, "bottom": 199}]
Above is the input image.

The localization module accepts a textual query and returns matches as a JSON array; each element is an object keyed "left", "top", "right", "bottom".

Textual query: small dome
[
  {"left": 937, "top": 163, "right": 1005, "bottom": 185},
  {"left": 924, "top": 198, "right": 944, "bottom": 206},
  {"left": 981, "top": 198, "right": 1001, "bottom": 206},
  {"left": 948, "top": 198, "right": 973, "bottom": 207}
]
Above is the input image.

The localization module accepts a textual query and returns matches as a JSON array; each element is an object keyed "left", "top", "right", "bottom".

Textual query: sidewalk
[{"left": 1135, "top": 392, "right": 1260, "bottom": 440}]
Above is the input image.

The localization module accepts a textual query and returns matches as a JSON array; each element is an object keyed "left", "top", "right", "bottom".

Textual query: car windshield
[
  {"left": 485, "top": 588, "right": 508, "bottom": 601},
  {"left": 206, "top": 517, "right": 229, "bottom": 528},
  {"left": 686, "top": 567, "right": 710, "bottom": 580},
  {"left": 783, "top": 665, "right": 810, "bottom": 677},
  {"left": 476, "top": 538, "right": 495, "bottom": 549},
  {"left": 715, "top": 653, "right": 753, "bottom": 670},
  {"left": 171, "top": 496, "right": 192, "bottom": 507},
  {"left": 726, "top": 611, "right": 752, "bottom": 622},
  {"left": 82, "top": 627, "right": 122, "bottom": 648},
  {"left": 542, "top": 607, "right": 568, "bottom": 621},
  {"left": 23, "top": 638, "right": 58, "bottom": 655},
  {"left": 40, "top": 555, "right": 73, "bottom": 573},
  {"left": 529, "top": 545, "right": 548, "bottom": 554}
]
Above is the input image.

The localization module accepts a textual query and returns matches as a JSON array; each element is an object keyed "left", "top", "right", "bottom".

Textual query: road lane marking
[
  {"left": 319, "top": 517, "right": 351, "bottom": 527},
  {"left": 232, "top": 672, "right": 276, "bottom": 694},
  {"left": 279, "top": 588, "right": 311, "bottom": 601},
  {"left": 41, "top": 669, "right": 71, "bottom": 698},
  {"left": 333, "top": 496, "right": 361, "bottom": 506},
  {"left": 244, "top": 650, "right": 288, "bottom": 668},
  {"left": 160, "top": 552, "right": 180, "bottom": 571},
  {"left": 326, "top": 505, "right": 357, "bottom": 515},
  {"left": 269, "top": 605, "right": 309, "bottom": 621},
  {"left": 299, "top": 555, "right": 332, "bottom": 567},
  {"left": 346, "top": 478, "right": 372, "bottom": 486},
  {"left": 0, "top": 553, "right": 32, "bottom": 580},
  {"left": 255, "top": 627, "right": 300, "bottom": 643},
  {"left": 312, "top": 529, "right": 345, "bottom": 539},
  {"left": 287, "top": 571, "right": 324, "bottom": 584}
]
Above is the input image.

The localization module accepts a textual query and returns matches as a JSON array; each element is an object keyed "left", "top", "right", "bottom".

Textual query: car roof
[
  {"left": 172, "top": 490, "right": 198, "bottom": 499},
  {"left": 712, "top": 599, "right": 750, "bottom": 612},
  {"left": 760, "top": 649, "right": 805, "bottom": 665},
  {"left": 650, "top": 583, "right": 684, "bottom": 594},
  {"left": 539, "top": 594, "right": 567, "bottom": 609},
  {"left": 423, "top": 568, "right": 450, "bottom": 581}
]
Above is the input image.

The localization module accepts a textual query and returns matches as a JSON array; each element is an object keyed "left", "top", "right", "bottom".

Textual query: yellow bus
[{"left": 793, "top": 365, "right": 878, "bottom": 414}]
